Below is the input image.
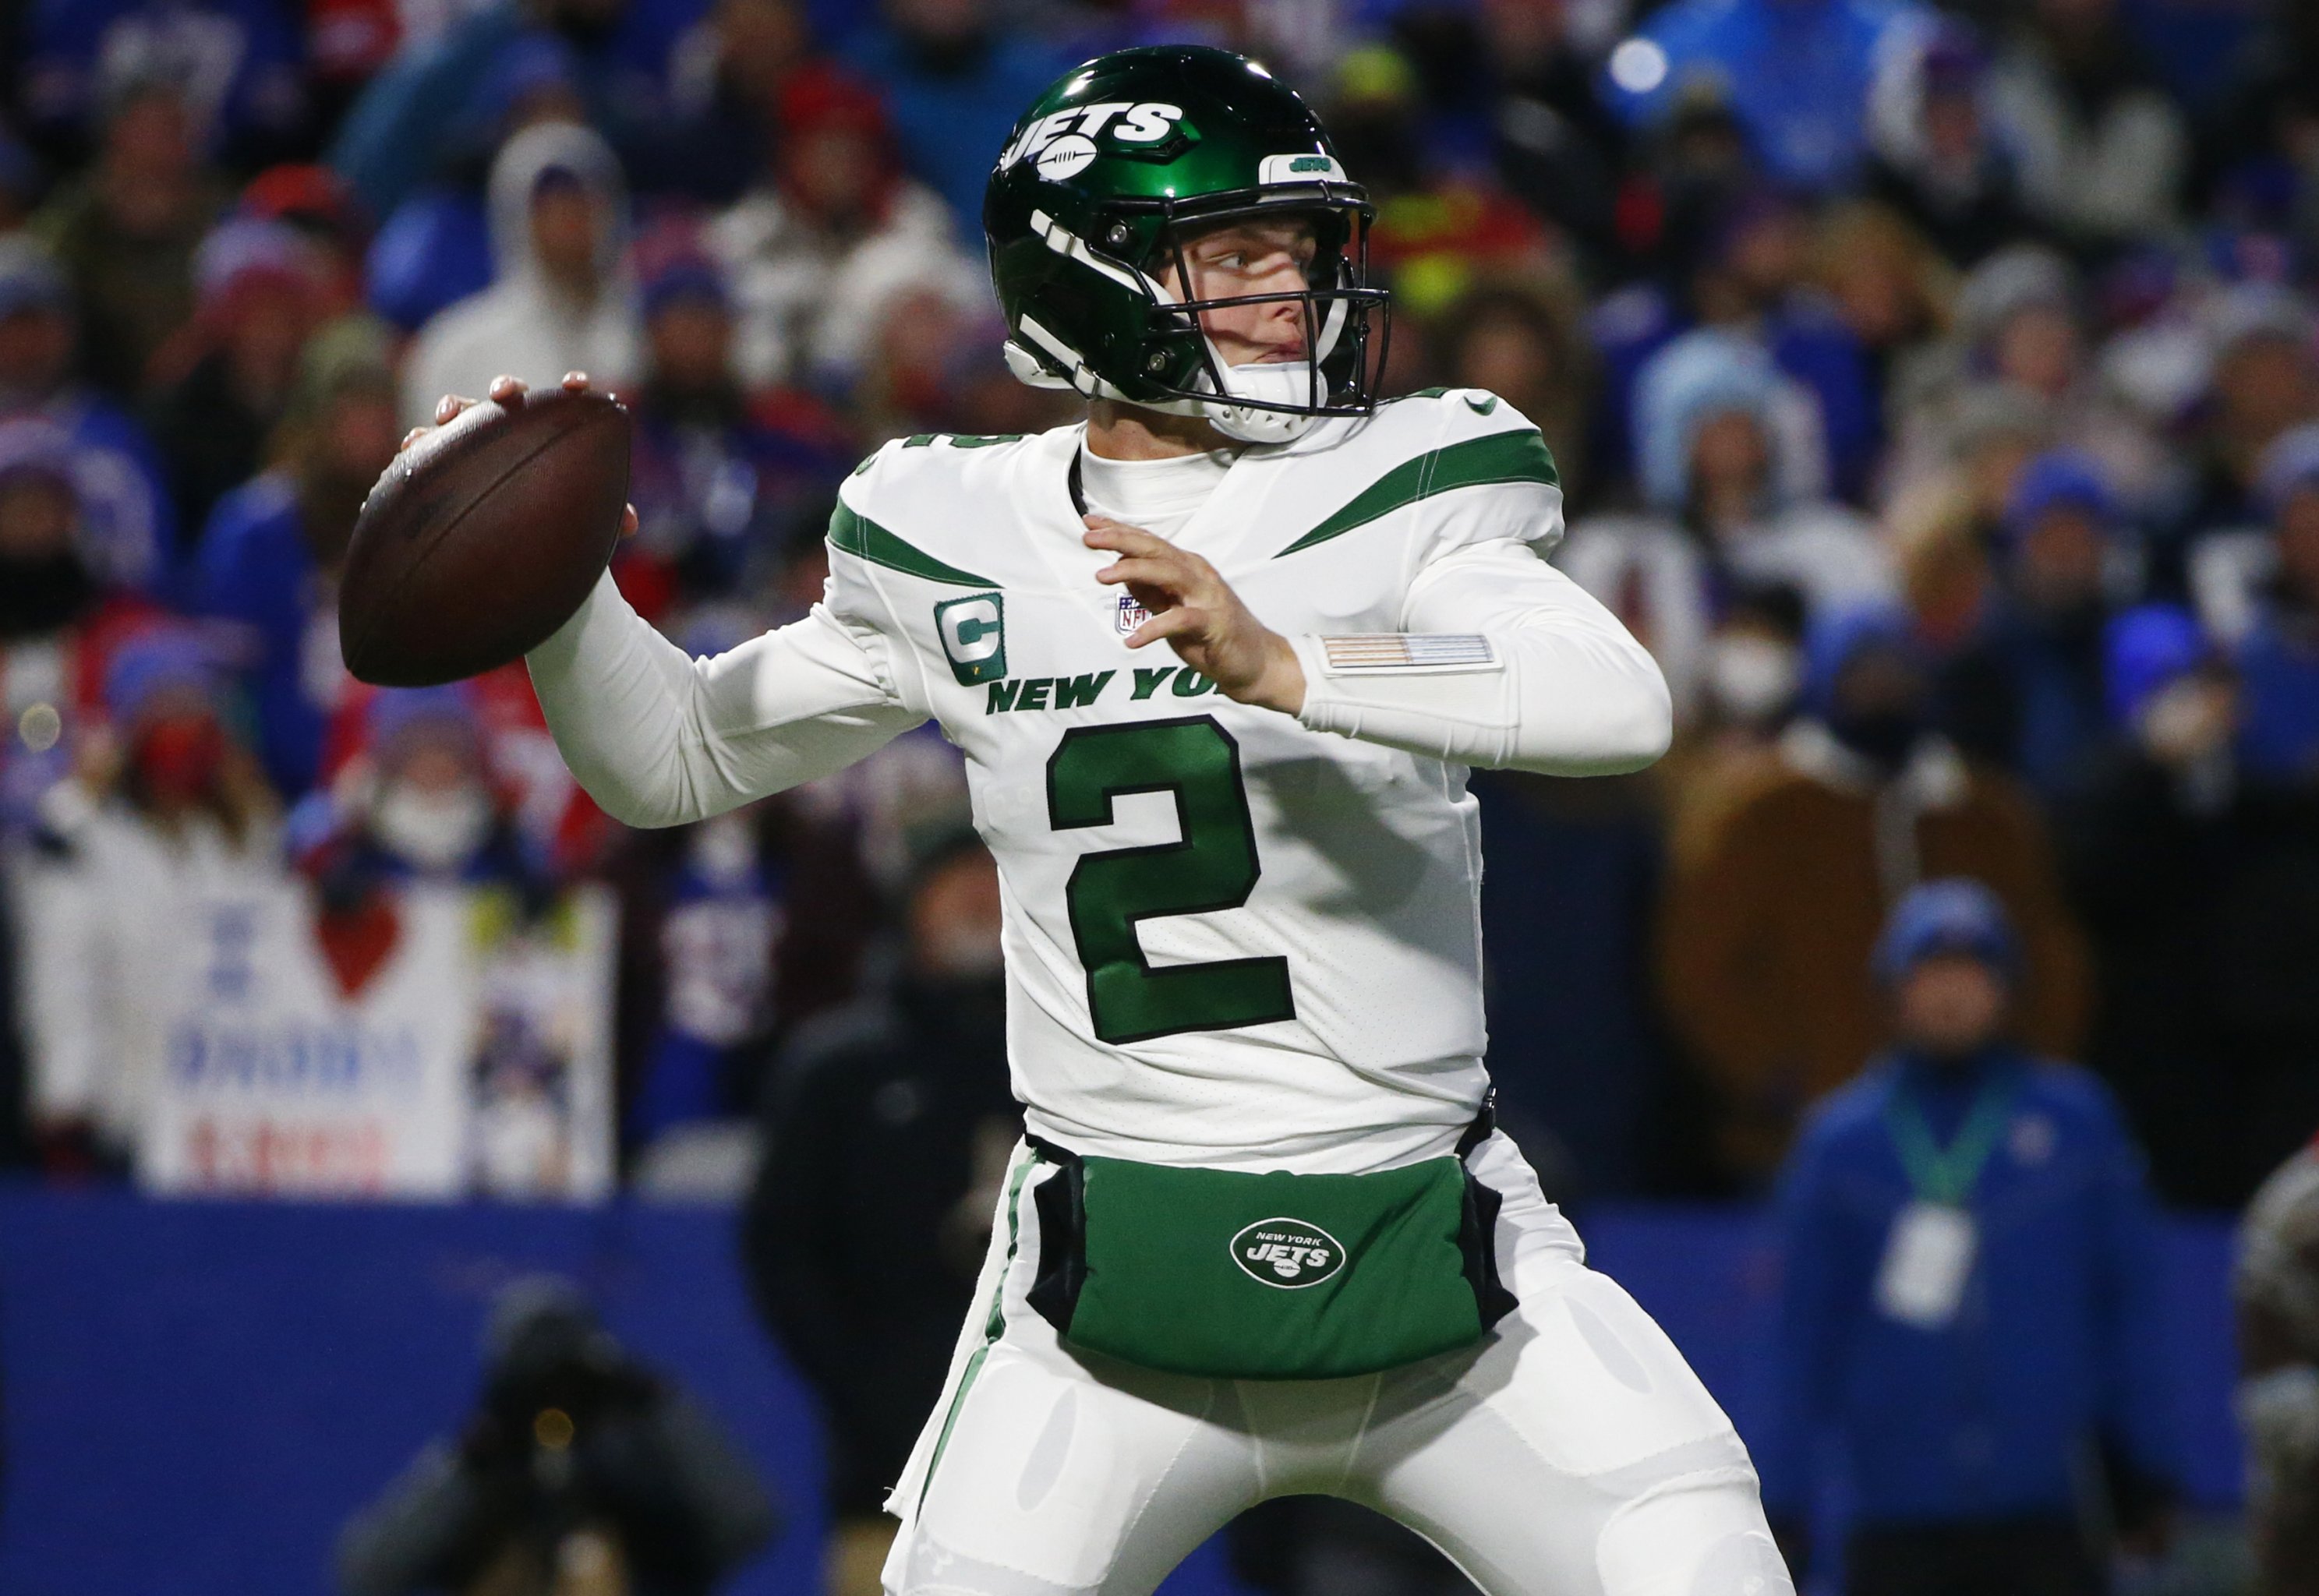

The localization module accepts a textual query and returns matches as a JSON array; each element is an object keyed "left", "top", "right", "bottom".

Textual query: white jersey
[{"left": 528, "top": 389, "right": 1670, "bottom": 1174}]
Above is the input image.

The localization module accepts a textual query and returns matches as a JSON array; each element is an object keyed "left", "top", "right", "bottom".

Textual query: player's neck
[{"left": 1085, "top": 401, "right": 1238, "bottom": 461}]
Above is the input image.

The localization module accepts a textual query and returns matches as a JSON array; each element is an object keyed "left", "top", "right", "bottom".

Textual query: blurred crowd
[{"left": 0, "top": 0, "right": 2317, "bottom": 1214}]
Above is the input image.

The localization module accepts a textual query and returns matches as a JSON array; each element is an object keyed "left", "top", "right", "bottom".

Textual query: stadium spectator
[
  {"left": 622, "top": 245, "right": 853, "bottom": 608},
  {"left": 401, "top": 119, "right": 638, "bottom": 429},
  {"left": 626, "top": 0, "right": 815, "bottom": 205},
  {"left": 1462, "top": 0, "right": 1631, "bottom": 277},
  {"left": 2172, "top": 286, "right": 2319, "bottom": 550},
  {"left": 742, "top": 835, "right": 1013, "bottom": 1596},
  {"left": 14, "top": 0, "right": 310, "bottom": 170},
  {"left": 298, "top": 686, "right": 547, "bottom": 894},
  {"left": 2237, "top": 1137, "right": 2319, "bottom": 1596},
  {"left": 1985, "top": 0, "right": 2188, "bottom": 258},
  {"left": 838, "top": 0, "right": 1066, "bottom": 231},
  {"left": 1756, "top": 879, "right": 2179, "bottom": 1594},
  {"left": 195, "top": 318, "right": 401, "bottom": 799},
  {"left": 12, "top": 626, "right": 280, "bottom": 1177},
  {"left": 329, "top": 0, "right": 701, "bottom": 220},
  {"left": 337, "top": 1276, "right": 777, "bottom": 1596},
  {"left": 30, "top": 79, "right": 224, "bottom": 398},
  {"left": 705, "top": 63, "right": 981, "bottom": 397},
  {"left": 0, "top": 421, "right": 163, "bottom": 842},
  {"left": 2054, "top": 604, "right": 2319, "bottom": 1208},
  {"left": 1936, "top": 450, "right": 2131, "bottom": 797},
  {"left": 0, "top": 237, "right": 176, "bottom": 589},
  {"left": 2218, "top": 426, "right": 2319, "bottom": 786},
  {"left": 146, "top": 219, "right": 338, "bottom": 556},
  {"left": 1863, "top": 19, "right": 2041, "bottom": 269},
  {"left": 1658, "top": 605, "right": 2087, "bottom": 1180},
  {"left": 1561, "top": 330, "right": 1889, "bottom": 726},
  {"left": 1603, "top": 0, "right": 1928, "bottom": 195},
  {"left": 362, "top": 33, "right": 593, "bottom": 335}
]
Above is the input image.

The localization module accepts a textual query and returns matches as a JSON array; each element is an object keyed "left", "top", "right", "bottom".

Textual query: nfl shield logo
[{"left": 1115, "top": 593, "right": 1151, "bottom": 635}]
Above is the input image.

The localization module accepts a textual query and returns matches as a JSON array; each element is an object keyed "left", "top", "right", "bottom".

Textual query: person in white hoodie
[{"left": 400, "top": 120, "right": 638, "bottom": 429}]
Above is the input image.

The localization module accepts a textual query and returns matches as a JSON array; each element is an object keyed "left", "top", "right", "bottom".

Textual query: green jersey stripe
[
  {"left": 829, "top": 501, "right": 999, "bottom": 588},
  {"left": 1274, "top": 429, "right": 1559, "bottom": 558},
  {"left": 917, "top": 1151, "right": 1039, "bottom": 1509}
]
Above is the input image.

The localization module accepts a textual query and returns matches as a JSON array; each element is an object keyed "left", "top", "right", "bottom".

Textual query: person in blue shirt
[
  {"left": 1757, "top": 877, "right": 2179, "bottom": 1594},
  {"left": 194, "top": 320, "right": 401, "bottom": 800}
]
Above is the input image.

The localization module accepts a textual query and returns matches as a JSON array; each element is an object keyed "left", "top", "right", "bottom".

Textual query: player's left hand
[{"left": 1085, "top": 515, "right": 1306, "bottom": 715}]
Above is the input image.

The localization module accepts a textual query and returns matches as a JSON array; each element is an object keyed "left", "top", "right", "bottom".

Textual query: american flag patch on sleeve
[{"left": 1319, "top": 635, "right": 1499, "bottom": 674}]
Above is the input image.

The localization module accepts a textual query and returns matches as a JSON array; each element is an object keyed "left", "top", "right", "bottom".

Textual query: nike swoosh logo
[{"left": 1463, "top": 395, "right": 1498, "bottom": 415}]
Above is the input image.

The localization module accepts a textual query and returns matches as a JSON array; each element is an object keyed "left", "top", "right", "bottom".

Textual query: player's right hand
[{"left": 400, "top": 372, "right": 640, "bottom": 538}]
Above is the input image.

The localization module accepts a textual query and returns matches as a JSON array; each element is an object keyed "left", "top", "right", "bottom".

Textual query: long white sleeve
[
  {"left": 1289, "top": 537, "right": 1673, "bottom": 775},
  {"left": 525, "top": 571, "right": 924, "bottom": 828}
]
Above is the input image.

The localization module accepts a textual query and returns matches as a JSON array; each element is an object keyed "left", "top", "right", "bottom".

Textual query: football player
[{"left": 426, "top": 44, "right": 1791, "bottom": 1596}]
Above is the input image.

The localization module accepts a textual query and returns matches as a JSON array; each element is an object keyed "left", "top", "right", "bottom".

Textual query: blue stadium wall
[{"left": 0, "top": 1189, "right": 2243, "bottom": 1595}]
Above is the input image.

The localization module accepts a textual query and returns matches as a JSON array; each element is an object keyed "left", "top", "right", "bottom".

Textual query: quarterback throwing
[{"left": 433, "top": 44, "right": 1791, "bottom": 1596}]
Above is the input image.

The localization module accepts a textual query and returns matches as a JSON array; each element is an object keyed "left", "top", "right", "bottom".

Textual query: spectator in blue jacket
[
  {"left": 1938, "top": 450, "right": 2131, "bottom": 799},
  {"left": 1757, "top": 877, "right": 2179, "bottom": 1595},
  {"left": 840, "top": 0, "right": 1066, "bottom": 231},
  {"left": 194, "top": 319, "right": 401, "bottom": 799}
]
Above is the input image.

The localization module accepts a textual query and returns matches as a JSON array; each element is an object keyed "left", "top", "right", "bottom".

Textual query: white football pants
[{"left": 882, "top": 1132, "right": 1794, "bottom": 1596}]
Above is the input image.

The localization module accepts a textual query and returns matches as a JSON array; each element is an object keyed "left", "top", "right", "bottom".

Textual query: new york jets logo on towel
[{"left": 1230, "top": 1218, "right": 1347, "bottom": 1289}]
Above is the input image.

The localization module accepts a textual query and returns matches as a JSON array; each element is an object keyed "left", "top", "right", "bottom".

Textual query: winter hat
[
  {"left": 2000, "top": 449, "right": 2114, "bottom": 543},
  {"left": 1872, "top": 877, "right": 2021, "bottom": 986},
  {"left": 1801, "top": 602, "right": 1922, "bottom": 720},
  {"left": 103, "top": 627, "right": 221, "bottom": 723},
  {"left": 2103, "top": 603, "right": 2208, "bottom": 729}
]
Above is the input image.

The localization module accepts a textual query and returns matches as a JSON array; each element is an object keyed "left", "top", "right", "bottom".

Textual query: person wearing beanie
[
  {"left": 1938, "top": 447, "right": 2131, "bottom": 797},
  {"left": 12, "top": 621, "right": 280, "bottom": 1176},
  {"left": 2056, "top": 600, "right": 2319, "bottom": 1208},
  {"left": 1755, "top": 878, "right": 2179, "bottom": 1595},
  {"left": 193, "top": 317, "right": 405, "bottom": 798},
  {"left": 1660, "top": 602, "right": 2088, "bottom": 1180}
]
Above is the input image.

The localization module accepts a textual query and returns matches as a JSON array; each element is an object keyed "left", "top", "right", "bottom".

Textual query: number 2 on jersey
[{"left": 1046, "top": 716, "right": 1296, "bottom": 1045}]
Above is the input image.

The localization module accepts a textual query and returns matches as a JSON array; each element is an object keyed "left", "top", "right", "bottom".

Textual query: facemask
[
  {"left": 1706, "top": 634, "right": 1800, "bottom": 723},
  {"left": 372, "top": 780, "right": 494, "bottom": 873},
  {"left": 1204, "top": 358, "right": 1328, "bottom": 444},
  {"left": 133, "top": 714, "right": 225, "bottom": 806}
]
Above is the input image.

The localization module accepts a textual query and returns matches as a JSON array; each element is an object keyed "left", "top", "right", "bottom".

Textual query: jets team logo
[
  {"left": 1230, "top": 1218, "right": 1347, "bottom": 1289},
  {"left": 1000, "top": 102, "right": 1198, "bottom": 178},
  {"left": 935, "top": 592, "right": 1007, "bottom": 685}
]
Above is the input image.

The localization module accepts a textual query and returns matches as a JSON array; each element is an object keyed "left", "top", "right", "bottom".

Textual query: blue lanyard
[{"left": 1885, "top": 1075, "right": 2015, "bottom": 1208}]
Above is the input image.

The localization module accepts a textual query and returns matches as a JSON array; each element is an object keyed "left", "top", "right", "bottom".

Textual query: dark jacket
[
  {"left": 741, "top": 973, "right": 1017, "bottom": 1517},
  {"left": 1755, "top": 1047, "right": 2179, "bottom": 1527}
]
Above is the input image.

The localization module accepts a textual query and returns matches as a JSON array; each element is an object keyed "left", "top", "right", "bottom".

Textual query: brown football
[{"left": 338, "top": 389, "right": 631, "bottom": 687}]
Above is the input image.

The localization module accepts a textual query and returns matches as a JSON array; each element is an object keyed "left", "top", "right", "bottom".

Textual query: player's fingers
[
  {"left": 620, "top": 503, "right": 638, "bottom": 538},
  {"left": 1095, "top": 556, "right": 1190, "bottom": 595},
  {"left": 488, "top": 374, "right": 528, "bottom": 404},
  {"left": 1126, "top": 607, "right": 1205, "bottom": 649},
  {"left": 399, "top": 426, "right": 430, "bottom": 454},
  {"left": 562, "top": 370, "right": 591, "bottom": 393},
  {"left": 1082, "top": 519, "right": 1172, "bottom": 554},
  {"left": 434, "top": 393, "right": 475, "bottom": 425}
]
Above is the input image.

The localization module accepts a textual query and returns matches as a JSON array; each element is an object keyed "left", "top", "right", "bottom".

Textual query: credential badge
[{"left": 935, "top": 592, "right": 1007, "bottom": 685}]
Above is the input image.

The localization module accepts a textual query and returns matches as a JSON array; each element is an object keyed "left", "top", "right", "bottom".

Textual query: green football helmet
[{"left": 984, "top": 44, "right": 1391, "bottom": 443}]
